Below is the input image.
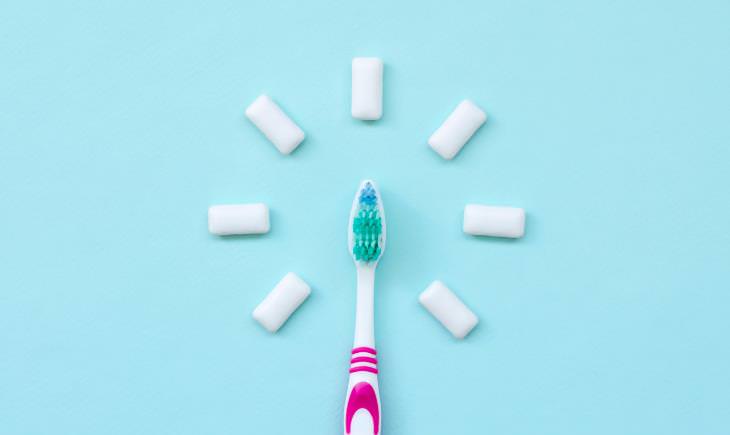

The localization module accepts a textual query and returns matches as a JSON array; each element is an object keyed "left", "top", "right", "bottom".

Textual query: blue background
[{"left": 1, "top": 1, "right": 729, "bottom": 434}]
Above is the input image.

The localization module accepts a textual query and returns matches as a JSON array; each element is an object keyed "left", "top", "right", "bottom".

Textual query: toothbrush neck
[{"left": 354, "top": 265, "right": 376, "bottom": 348}]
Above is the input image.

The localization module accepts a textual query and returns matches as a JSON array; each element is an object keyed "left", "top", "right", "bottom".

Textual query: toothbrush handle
[
  {"left": 346, "top": 267, "right": 380, "bottom": 434},
  {"left": 344, "top": 347, "right": 381, "bottom": 435}
]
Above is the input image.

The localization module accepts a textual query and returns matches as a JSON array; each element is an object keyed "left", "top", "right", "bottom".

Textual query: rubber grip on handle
[{"left": 345, "top": 381, "right": 380, "bottom": 435}]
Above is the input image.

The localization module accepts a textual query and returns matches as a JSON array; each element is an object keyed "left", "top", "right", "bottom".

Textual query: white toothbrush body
[{"left": 344, "top": 180, "right": 386, "bottom": 435}]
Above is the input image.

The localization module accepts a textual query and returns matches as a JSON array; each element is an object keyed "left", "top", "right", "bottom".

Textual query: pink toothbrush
[{"left": 344, "top": 180, "right": 386, "bottom": 435}]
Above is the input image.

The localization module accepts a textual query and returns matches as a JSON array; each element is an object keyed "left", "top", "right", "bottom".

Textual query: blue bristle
[{"left": 359, "top": 182, "right": 377, "bottom": 206}]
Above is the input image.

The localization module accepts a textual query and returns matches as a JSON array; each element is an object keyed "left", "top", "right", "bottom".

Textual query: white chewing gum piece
[
  {"left": 351, "top": 57, "right": 383, "bottom": 120},
  {"left": 463, "top": 204, "right": 525, "bottom": 238},
  {"left": 245, "top": 95, "right": 305, "bottom": 155},
  {"left": 208, "top": 203, "right": 270, "bottom": 235},
  {"left": 253, "top": 273, "right": 311, "bottom": 333},
  {"left": 419, "top": 280, "right": 478, "bottom": 339},
  {"left": 428, "top": 100, "right": 487, "bottom": 160}
]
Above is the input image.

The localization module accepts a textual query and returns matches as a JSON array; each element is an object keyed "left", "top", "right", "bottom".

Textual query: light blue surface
[{"left": 1, "top": 1, "right": 729, "bottom": 434}]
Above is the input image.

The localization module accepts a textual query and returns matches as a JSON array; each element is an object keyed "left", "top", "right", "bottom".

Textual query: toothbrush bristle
[{"left": 352, "top": 182, "right": 383, "bottom": 262}]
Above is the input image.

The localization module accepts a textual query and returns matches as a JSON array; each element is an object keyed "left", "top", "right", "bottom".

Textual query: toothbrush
[{"left": 344, "top": 180, "right": 386, "bottom": 435}]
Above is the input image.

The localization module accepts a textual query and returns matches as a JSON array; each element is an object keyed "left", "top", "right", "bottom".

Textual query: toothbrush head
[{"left": 348, "top": 180, "right": 386, "bottom": 265}]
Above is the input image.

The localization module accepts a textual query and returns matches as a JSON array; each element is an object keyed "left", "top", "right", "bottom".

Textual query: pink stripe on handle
[
  {"left": 351, "top": 347, "right": 377, "bottom": 355},
  {"left": 351, "top": 356, "right": 377, "bottom": 365},
  {"left": 349, "top": 366, "right": 379, "bottom": 374}
]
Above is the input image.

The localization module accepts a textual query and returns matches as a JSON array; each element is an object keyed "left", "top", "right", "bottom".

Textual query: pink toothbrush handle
[{"left": 344, "top": 347, "right": 381, "bottom": 435}]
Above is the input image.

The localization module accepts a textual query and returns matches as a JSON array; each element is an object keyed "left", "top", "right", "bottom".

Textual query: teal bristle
[{"left": 352, "top": 183, "right": 383, "bottom": 262}]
